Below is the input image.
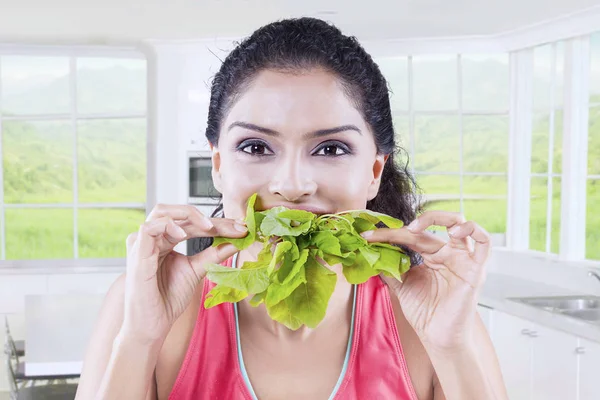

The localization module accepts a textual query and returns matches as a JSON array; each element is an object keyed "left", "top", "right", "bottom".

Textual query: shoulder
[{"left": 386, "top": 284, "right": 436, "bottom": 400}]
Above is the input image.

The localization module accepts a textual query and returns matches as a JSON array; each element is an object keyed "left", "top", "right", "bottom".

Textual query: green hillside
[{"left": 2, "top": 62, "right": 599, "bottom": 261}]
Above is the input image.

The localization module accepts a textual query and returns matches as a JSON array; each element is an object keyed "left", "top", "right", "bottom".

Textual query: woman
[{"left": 76, "top": 18, "right": 508, "bottom": 400}]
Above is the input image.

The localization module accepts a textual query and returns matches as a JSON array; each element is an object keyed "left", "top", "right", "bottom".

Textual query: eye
[
  {"left": 313, "top": 141, "right": 351, "bottom": 157},
  {"left": 238, "top": 140, "right": 274, "bottom": 156}
]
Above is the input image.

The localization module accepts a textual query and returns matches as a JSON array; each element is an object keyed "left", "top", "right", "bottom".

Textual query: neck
[{"left": 236, "top": 243, "right": 354, "bottom": 341}]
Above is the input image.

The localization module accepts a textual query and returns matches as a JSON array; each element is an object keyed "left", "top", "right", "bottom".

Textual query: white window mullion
[
  {"left": 507, "top": 49, "right": 534, "bottom": 250},
  {"left": 560, "top": 36, "right": 590, "bottom": 261},
  {"left": 70, "top": 56, "right": 79, "bottom": 259},
  {"left": 457, "top": 55, "right": 464, "bottom": 214},
  {"left": 0, "top": 56, "right": 5, "bottom": 261},
  {"left": 408, "top": 55, "right": 415, "bottom": 177},
  {"left": 546, "top": 44, "right": 557, "bottom": 253}
]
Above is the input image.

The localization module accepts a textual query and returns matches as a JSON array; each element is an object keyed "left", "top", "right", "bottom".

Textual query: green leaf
[
  {"left": 358, "top": 245, "right": 380, "bottom": 266},
  {"left": 311, "top": 231, "right": 342, "bottom": 256},
  {"left": 205, "top": 263, "right": 269, "bottom": 294},
  {"left": 260, "top": 211, "right": 312, "bottom": 237},
  {"left": 341, "top": 210, "right": 404, "bottom": 229},
  {"left": 342, "top": 251, "right": 379, "bottom": 284},
  {"left": 266, "top": 255, "right": 337, "bottom": 330},
  {"left": 212, "top": 193, "right": 257, "bottom": 249},
  {"left": 249, "top": 290, "right": 266, "bottom": 307},
  {"left": 204, "top": 285, "right": 247, "bottom": 308},
  {"left": 268, "top": 241, "right": 293, "bottom": 275}
]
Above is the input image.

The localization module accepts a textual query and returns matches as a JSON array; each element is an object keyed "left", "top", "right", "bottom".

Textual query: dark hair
[{"left": 191, "top": 17, "right": 423, "bottom": 265}]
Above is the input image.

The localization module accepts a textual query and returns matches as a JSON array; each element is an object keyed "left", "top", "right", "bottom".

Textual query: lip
[{"left": 264, "top": 204, "right": 332, "bottom": 215}]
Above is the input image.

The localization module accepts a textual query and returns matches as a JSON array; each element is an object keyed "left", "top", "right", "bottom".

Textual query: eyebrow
[{"left": 227, "top": 121, "right": 362, "bottom": 137}]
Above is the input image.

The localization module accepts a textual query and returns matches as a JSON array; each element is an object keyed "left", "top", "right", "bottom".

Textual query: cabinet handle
[
  {"left": 529, "top": 331, "right": 538, "bottom": 338},
  {"left": 575, "top": 347, "right": 586, "bottom": 355},
  {"left": 521, "top": 329, "right": 530, "bottom": 335}
]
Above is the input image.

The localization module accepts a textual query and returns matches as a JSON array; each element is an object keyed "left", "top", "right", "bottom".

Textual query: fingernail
[
  {"left": 448, "top": 226, "right": 460, "bottom": 236},
  {"left": 407, "top": 220, "right": 419, "bottom": 232},
  {"left": 360, "top": 230, "right": 374, "bottom": 238},
  {"left": 235, "top": 218, "right": 246, "bottom": 225},
  {"left": 202, "top": 218, "right": 214, "bottom": 230},
  {"left": 234, "top": 222, "right": 248, "bottom": 232},
  {"left": 174, "top": 225, "right": 187, "bottom": 238}
]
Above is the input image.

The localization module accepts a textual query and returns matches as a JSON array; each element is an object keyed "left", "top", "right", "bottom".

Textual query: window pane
[
  {"left": 531, "top": 112, "right": 562, "bottom": 174},
  {"left": 533, "top": 43, "right": 564, "bottom": 111},
  {"left": 77, "top": 118, "right": 146, "bottom": 203},
  {"left": 463, "top": 176, "right": 507, "bottom": 234},
  {"left": 3, "top": 120, "right": 73, "bottom": 203},
  {"left": 377, "top": 57, "right": 408, "bottom": 111},
  {"left": 1, "top": 56, "right": 70, "bottom": 115},
  {"left": 413, "top": 55, "right": 457, "bottom": 111},
  {"left": 530, "top": 177, "right": 561, "bottom": 253},
  {"left": 463, "top": 115, "right": 509, "bottom": 173},
  {"left": 77, "top": 58, "right": 146, "bottom": 114},
  {"left": 79, "top": 208, "right": 145, "bottom": 258},
  {"left": 393, "top": 115, "right": 410, "bottom": 153},
  {"left": 587, "top": 179, "right": 600, "bottom": 260},
  {"left": 6, "top": 208, "right": 73, "bottom": 259},
  {"left": 590, "top": 106, "right": 600, "bottom": 175},
  {"left": 462, "top": 54, "right": 509, "bottom": 111},
  {"left": 418, "top": 174, "right": 461, "bottom": 229},
  {"left": 591, "top": 33, "right": 600, "bottom": 104},
  {"left": 414, "top": 115, "right": 460, "bottom": 172}
]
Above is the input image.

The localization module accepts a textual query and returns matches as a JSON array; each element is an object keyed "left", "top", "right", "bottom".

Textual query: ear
[
  {"left": 210, "top": 146, "right": 223, "bottom": 194},
  {"left": 367, "top": 154, "right": 388, "bottom": 201}
]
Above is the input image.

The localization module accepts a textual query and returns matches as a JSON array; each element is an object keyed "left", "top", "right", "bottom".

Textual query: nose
[{"left": 268, "top": 155, "right": 317, "bottom": 202}]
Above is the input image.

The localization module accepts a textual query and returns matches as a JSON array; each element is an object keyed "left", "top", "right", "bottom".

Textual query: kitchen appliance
[{"left": 187, "top": 150, "right": 221, "bottom": 255}]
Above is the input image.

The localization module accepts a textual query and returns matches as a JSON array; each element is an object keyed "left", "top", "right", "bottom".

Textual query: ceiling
[{"left": 0, "top": 0, "right": 599, "bottom": 44}]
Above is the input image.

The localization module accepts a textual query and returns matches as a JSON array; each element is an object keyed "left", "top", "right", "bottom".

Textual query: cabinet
[
  {"left": 578, "top": 338, "right": 600, "bottom": 400},
  {"left": 487, "top": 308, "right": 596, "bottom": 400},
  {"left": 492, "top": 312, "right": 532, "bottom": 400}
]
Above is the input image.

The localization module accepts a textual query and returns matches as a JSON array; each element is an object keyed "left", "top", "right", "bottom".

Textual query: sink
[{"left": 509, "top": 295, "right": 600, "bottom": 324}]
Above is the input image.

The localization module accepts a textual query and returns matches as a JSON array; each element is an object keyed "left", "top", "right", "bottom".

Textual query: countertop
[{"left": 480, "top": 273, "right": 600, "bottom": 343}]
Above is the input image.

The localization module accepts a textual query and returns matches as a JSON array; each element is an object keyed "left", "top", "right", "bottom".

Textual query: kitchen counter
[{"left": 480, "top": 273, "right": 600, "bottom": 343}]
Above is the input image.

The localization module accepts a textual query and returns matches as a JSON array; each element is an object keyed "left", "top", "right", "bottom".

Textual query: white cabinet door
[
  {"left": 530, "top": 325, "right": 578, "bottom": 400},
  {"left": 578, "top": 338, "right": 600, "bottom": 400},
  {"left": 492, "top": 312, "right": 532, "bottom": 400},
  {"left": 477, "top": 304, "right": 493, "bottom": 334}
]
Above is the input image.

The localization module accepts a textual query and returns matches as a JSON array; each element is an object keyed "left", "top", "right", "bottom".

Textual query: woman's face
[{"left": 211, "top": 68, "right": 387, "bottom": 220}]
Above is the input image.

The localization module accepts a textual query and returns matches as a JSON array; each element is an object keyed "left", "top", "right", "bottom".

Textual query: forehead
[{"left": 223, "top": 68, "right": 367, "bottom": 133}]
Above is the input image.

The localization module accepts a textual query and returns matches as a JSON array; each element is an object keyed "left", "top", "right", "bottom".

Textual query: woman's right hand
[{"left": 119, "top": 204, "right": 248, "bottom": 345}]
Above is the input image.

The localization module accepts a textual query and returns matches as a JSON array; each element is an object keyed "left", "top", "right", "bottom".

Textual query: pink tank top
[{"left": 168, "top": 254, "right": 418, "bottom": 400}]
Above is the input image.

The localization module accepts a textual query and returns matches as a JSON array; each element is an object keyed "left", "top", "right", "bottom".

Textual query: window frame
[{"left": 0, "top": 44, "right": 148, "bottom": 268}]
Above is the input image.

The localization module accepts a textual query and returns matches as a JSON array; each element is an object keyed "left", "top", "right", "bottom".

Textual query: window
[
  {"left": 0, "top": 53, "right": 147, "bottom": 261},
  {"left": 377, "top": 54, "right": 509, "bottom": 235},
  {"left": 529, "top": 42, "right": 565, "bottom": 255},
  {"left": 588, "top": 33, "right": 600, "bottom": 261}
]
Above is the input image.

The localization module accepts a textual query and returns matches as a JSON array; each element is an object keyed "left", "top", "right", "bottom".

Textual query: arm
[
  {"left": 431, "top": 314, "right": 508, "bottom": 400},
  {"left": 75, "top": 274, "right": 158, "bottom": 400}
]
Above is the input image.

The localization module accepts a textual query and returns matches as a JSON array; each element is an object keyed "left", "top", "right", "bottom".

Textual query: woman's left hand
[{"left": 361, "top": 210, "right": 492, "bottom": 353}]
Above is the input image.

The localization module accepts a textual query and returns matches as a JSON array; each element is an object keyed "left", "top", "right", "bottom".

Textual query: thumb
[{"left": 189, "top": 243, "right": 239, "bottom": 279}]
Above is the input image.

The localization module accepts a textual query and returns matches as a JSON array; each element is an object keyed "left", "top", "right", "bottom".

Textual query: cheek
[
  {"left": 314, "top": 160, "right": 374, "bottom": 209},
  {"left": 219, "top": 156, "right": 271, "bottom": 219}
]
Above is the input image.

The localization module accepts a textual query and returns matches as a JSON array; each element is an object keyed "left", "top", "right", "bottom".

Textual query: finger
[
  {"left": 361, "top": 227, "right": 446, "bottom": 255},
  {"left": 145, "top": 204, "right": 248, "bottom": 240},
  {"left": 450, "top": 221, "right": 492, "bottom": 264},
  {"left": 407, "top": 211, "right": 466, "bottom": 233},
  {"left": 134, "top": 217, "right": 188, "bottom": 257},
  {"left": 189, "top": 243, "right": 240, "bottom": 279}
]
